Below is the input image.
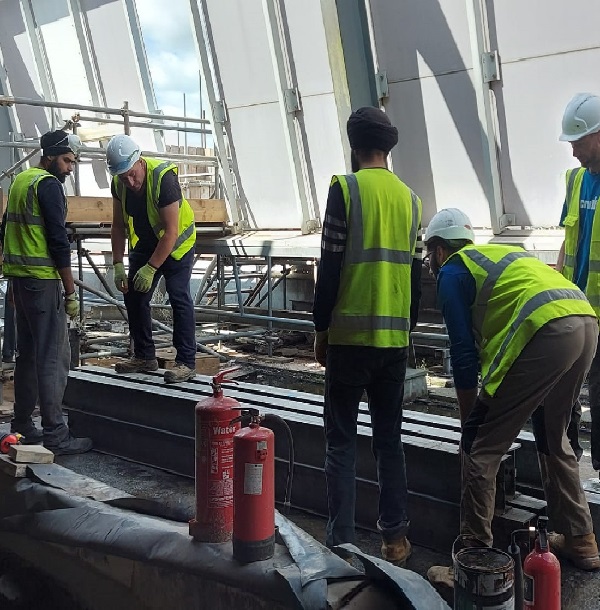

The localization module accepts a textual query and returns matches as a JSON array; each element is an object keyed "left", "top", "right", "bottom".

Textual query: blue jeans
[
  {"left": 125, "top": 248, "right": 196, "bottom": 368},
  {"left": 323, "top": 344, "right": 409, "bottom": 548}
]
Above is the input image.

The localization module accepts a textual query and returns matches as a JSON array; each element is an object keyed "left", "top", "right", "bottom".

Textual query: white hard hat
[
  {"left": 106, "top": 134, "right": 141, "bottom": 175},
  {"left": 559, "top": 93, "right": 600, "bottom": 142},
  {"left": 67, "top": 134, "right": 82, "bottom": 157},
  {"left": 424, "top": 208, "right": 475, "bottom": 245}
]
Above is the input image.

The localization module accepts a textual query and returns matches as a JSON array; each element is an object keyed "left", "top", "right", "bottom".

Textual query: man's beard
[{"left": 48, "top": 159, "right": 68, "bottom": 183}]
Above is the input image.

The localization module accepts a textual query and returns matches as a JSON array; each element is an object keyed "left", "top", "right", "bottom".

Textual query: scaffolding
[{"left": 0, "top": 95, "right": 316, "bottom": 369}]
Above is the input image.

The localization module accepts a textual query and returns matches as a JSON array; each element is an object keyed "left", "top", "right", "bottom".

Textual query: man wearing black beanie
[
  {"left": 2, "top": 129, "right": 92, "bottom": 454},
  {"left": 313, "top": 106, "right": 423, "bottom": 565}
]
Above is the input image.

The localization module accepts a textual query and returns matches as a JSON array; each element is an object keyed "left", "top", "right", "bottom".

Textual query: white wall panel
[
  {"left": 493, "top": 0, "right": 600, "bottom": 63},
  {"left": 498, "top": 49, "right": 600, "bottom": 227},
  {"left": 32, "top": 0, "right": 92, "bottom": 105},
  {"left": 203, "top": 0, "right": 344, "bottom": 228},
  {"left": 301, "top": 94, "right": 347, "bottom": 217},
  {"left": 228, "top": 103, "right": 298, "bottom": 227},
  {"left": 0, "top": 0, "right": 52, "bottom": 138}
]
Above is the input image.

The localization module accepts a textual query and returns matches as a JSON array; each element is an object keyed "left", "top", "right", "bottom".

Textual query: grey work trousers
[
  {"left": 461, "top": 315, "right": 597, "bottom": 546},
  {"left": 12, "top": 277, "right": 70, "bottom": 446}
]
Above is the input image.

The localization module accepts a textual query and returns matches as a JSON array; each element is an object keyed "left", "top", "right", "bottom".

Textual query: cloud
[
  {"left": 135, "top": 0, "right": 208, "bottom": 144},
  {"left": 135, "top": 0, "right": 203, "bottom": 110}
]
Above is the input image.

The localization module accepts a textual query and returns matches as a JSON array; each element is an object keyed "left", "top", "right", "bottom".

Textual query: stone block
[{"left": 9, "top": 444, "right": 55, "bottom": 464}]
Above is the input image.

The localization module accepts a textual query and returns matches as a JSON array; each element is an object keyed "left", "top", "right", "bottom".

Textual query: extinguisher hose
[
  {"left": 262, "top": 413, "right": 295, "bottom": 514},
  {"left": 509, "top": 534, "right": 525, "bottom": 610}
]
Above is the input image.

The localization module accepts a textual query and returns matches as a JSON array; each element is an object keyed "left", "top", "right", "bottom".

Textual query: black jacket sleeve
[
  {"left": 312, "top": 180, "right": 346, "bottom": 332},
  {"left": 37, "top": 178, "right": 71, "bottom": 269}
]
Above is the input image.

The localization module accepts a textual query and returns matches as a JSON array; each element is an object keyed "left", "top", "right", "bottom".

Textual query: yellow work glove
[
  {"left": 133, "top": 263, "right": 157, "bottom": 293},
  {"left": 314, "top": 330, "right": 329, "bottom": 367},
  {"left": 64, "top": 292, "right": 80, "bottom": 319},
  {"left": 113, "top": 262, "right": 128, "bottom": 293}
]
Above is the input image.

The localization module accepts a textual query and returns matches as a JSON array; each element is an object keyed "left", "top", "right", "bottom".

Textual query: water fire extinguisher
[
  {"left": 522, "top": 517, "right": 561, "bottom": 610},
  {"left": 189, "top": 369, "right": 241, "bottom": 543},
  {"left": 232, "top": 408, "right": 275, "bottom": 563},
  {"left": 0, "top": 433, "right": 21, "bottom": 454}
]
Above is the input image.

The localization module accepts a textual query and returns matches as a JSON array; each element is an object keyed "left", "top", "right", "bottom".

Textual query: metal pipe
[
  {"left": 73, "top": 279, "right": 227, "bottom": 361},
  {"left": 256, "top": 267, "right": 291, "bottom": 307},
  {"left": 0, "top": 148, "right": 39, "bottom": 182},
  {"left": 196, "top": 329, "right": 266, "bottom": 343},
  {"left": 82, "top": 249, "right": 128, "bottom": 322},
  {"left": 74, "top": 114, "right": 212, "bottom": 135},
  {"left": 77, "top": 238, "right": 85, "bottom": 327},
  {"left": 231, "top": 257, "right": 245, "bottom": 315},
  {"left": 0, "top": 95, "right": 210, "bottom": 124},
  {"left": 80, "top": 348, "right": 129, "bottom": 360},
  {"left": 85, "top": 331, "right": 169, "bottom": 347},
  {"left": 195, "top": 256, "right": 217, "bottom": 304},
  {"left": 0, "top": 141, "right": 218, "bottom": 163},
  {"left": 194, "top": 305, "right": 313, "bottom": 328},
  {"left": 267, "top": 256, "right": 273, "bottom": 356}
]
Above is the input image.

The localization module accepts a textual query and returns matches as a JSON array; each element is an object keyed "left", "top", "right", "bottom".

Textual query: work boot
[
  {"left": 164, "top": 362, "right": 196, "bottom": 384},
  {"left": 381, "top": 536, "right": 412, "bottom": 566},
  {"left": 10, "top": 420, "right": 43, "bottom": 444},
  {"left": 427, "top": 565, "right": 454, "bottom": 588},
  {"left": 115, "top": 357, "right": 159, "bottom": 374},
  {"left": 46, "top": 435, "right": 93, "bottom": 456},
  {"left": 548, "top": 533, "right": 600, "bottom": 571}
]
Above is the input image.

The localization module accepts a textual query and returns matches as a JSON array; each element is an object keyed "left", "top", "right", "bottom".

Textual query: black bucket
[{"left": 453, "top": 542, "right": 515, "bottom": 609}]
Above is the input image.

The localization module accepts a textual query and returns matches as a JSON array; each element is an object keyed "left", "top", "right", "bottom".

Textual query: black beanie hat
[
  {"left": 347, "top": 106, "right": 399, "bottom": 154},
  {"left": 40, "top": 130, "right": 73, "bottom": 157}
]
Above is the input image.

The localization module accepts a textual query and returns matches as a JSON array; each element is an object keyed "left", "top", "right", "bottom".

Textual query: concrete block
[
  {"left": 0, "top": 454, "right": 26, "bottom": 477},
  {"left": 156, "top": 348, "right": 219, "bottom": 376},
  {"left": 194, "top": 355, "right": 219, "bottom": 376},
  {"left": 9, "top": 444, "right": 54, "bottom": 464}
]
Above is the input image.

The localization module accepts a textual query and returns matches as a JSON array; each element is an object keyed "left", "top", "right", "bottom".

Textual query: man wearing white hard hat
[
  {"left": 423, "top": 208, "right": 599, "bottom": 588},
  {"left": 556, "top": 93, "right": 600, "bottom": 475},
  {"left": 106, "top": 134, "right": 197, "bottom": 384}
]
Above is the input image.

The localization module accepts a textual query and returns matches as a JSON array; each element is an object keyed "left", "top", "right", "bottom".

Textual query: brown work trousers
[{"left": 461, "top": 315, "right": 598, "bottom": 545}]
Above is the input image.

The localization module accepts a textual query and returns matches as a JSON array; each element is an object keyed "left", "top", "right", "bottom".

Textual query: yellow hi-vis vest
[
  {"left": 454, "top": 243, "right": 596, "bottom": 396},
  {"left": 3, "top": 167, "right": 63, "bottom": 279},
  {"left": 113, "top": 157, "right": 195, "bottom": 260},
  {"left": 561, "top": 167, "right": 600, "bottom": 317},
  {"left": 328, "top": 168, "right": 422, "bottom": 348}
]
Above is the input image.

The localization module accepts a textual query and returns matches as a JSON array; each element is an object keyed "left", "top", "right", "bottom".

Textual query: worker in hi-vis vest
[
  {"left": 556, "top": 93, "right": 600, "bottom": 476},
  {"left": 2, "top": 130, "right": 92, "bottom": 455},
  {"left": 313, "top": 106, "right": 423, "bottom": 567},
  {"left": 106, "top": 134, "right": 197, "bottom": 384},
  {"left": 424, "top": 208, "right": 599, "bottom": 592}
]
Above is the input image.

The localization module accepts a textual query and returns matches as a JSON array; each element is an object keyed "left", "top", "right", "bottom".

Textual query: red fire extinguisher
[
  {"left": 233, "top": 408, "right": 275, "bottom": 563},
  {"left": 189, "top": 369, "right": 241, "bottom": 543},
  {"left": 523, "top": 517, "right": 561, "bottom": 610},
  {"left": 0, "top": 433, "right": 21, "bottom": 454}
]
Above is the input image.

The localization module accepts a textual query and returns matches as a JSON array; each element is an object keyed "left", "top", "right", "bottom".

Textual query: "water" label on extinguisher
[{"left": 244, "top": 463, "right": 263, "bottom": 495}]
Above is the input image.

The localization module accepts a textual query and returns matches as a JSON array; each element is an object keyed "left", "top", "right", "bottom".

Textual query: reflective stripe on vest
[
  {"left": 562, "top": 167, "right": 585, "bottom": 272},
  {"left": 344, "top": 173, "right": 419, "bottom": 266}
]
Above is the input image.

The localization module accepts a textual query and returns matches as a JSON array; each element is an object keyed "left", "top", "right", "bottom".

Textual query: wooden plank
[{"left": 59, "top": 196, "right": 227, "bottom": 224}]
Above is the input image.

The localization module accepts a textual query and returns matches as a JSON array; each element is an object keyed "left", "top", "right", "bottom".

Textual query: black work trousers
[
  {"left": 125, "top": 248, "right": 196, "bottom": 368},
  {"left": 12, "top": 277, "right": 70, "bottom": 446},
  {"left": 323, "top": 344, "right": 409, "bottom": 549}
]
